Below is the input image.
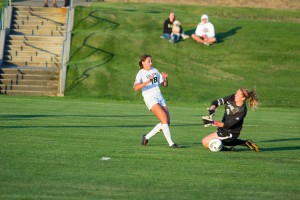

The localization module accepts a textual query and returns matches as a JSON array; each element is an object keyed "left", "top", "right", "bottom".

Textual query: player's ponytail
[
  {"left": 241, "top": 88, "right": 259, "bottom": 110},
  {"left": 139, "top": 54, "right": 151, "bottom": 69}
]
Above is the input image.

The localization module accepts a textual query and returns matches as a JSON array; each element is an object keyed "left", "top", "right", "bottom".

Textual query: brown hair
[
  {"left": 241, "top": 88, "right": 259, "bottom": 109},
  {"left": 138, "top": 54, "right": 151, "bottom": 69}
]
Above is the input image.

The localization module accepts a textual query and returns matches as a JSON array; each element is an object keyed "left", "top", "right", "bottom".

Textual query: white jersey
[
  {"left": 195, "top": 22, "right": 215, "bottom": 38},
  {"left": 134, "top": 67, "right": 164, "bottom": 98}
]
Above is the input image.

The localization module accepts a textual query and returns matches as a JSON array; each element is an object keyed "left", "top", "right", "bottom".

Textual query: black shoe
[
  {"left": 170, "top": 143, "right": 181, "bottom": 148},
  {"left": 245, "top": 139, "right": 259, "bottom": 152},
  {"left": 141, "top": 134, "right": 148, "bottom": 146},
  {"left": 43, "top": 3, "right": 48, "bottom": 7}
]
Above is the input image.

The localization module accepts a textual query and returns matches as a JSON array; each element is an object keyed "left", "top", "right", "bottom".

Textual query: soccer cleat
[
  {"left": 53, "top": 3, "right": 58, "bottom": 7},
  {"left": 141, "top": 134, "right": 148, "bottom": 146},
  {"left": 204, "top": 42, "right": 210, "bottom": 46},
  {"left": 43, "top": 3, "right": 49, "bottom": 7},
  {"left": 245, "top": 139, "right": 259, "bottom": 152},
  {"left": 170, "top": 143, "right": 181, "bottom": 148}
]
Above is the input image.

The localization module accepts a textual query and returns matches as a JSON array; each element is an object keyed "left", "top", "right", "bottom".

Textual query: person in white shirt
[
  {"left": 192, "top": 14, "right": 217, "bottom": 46},
  {"left": 133, "top": 54, "right": 181, "bottom": 148}
]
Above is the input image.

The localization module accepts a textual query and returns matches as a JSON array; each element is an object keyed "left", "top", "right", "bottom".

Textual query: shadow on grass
[
  {"left": 1, "top": 123, "right": 199, "bottom": 129},
  {"left": 259, "top": 146, "right": 300, "bottom": 151},
  {"left": 257, "top": 138, "right": 300, "bottom": 151},
  {"left": 66, "top": 33, "right": 113, "bottom": 92},
  {"left": 0, "top": 114, "right": 152, "bottom": 119},
  {"left": 260, "top": 138, "right": 300, "bottom": 142},
  {"left": 73, "top": 10, "right": 119, "bottom": 31},
  {"left": 184, "top": 26, "right": 242, "bottom": 44},
  {"left": 66, "top": 11, "right": 119, "bottom": 92},
  {"left": 216, "top": 26, "right": 242, "bottom": 43},
  {"left": 184, "top": 28, "right": 196, "bottom": 36}
]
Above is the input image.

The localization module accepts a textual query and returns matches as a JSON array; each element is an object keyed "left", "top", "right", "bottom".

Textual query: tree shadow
[
  {"left": 65, "top": 33, "right": 114, "bottom": 92},
  {"left": 216, "top": 26, "right": 242, "bottom": 43},
  {"left": 73, "top": 10, "right": 119, "bottom": 31},
  {"left": 66, "top": 10, "right": 120, "bottom": 92}
]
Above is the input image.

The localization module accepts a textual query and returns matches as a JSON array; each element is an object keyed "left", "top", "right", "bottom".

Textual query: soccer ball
[{"left": 208, "top": 138, "right": 223, "bottom": 152}]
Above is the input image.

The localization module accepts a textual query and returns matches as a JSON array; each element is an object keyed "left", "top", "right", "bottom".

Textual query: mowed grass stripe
[{"left": 1, "top": 96, "right": 300, "bottom": 199}]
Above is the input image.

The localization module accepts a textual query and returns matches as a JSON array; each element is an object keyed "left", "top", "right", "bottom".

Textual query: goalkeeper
[{"left": 201, "top": 88, "right": 259, "bottom": 152}]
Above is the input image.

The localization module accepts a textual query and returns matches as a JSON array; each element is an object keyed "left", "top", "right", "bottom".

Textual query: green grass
[
  {"left": 66, "top": 2, "right": 300, "bottom": 107},
  {"left": 0, "top": 96, "right": 299, "bottom": 199},
  {"left": 1, "top": 2, "right": 300, "bottom": 199}
]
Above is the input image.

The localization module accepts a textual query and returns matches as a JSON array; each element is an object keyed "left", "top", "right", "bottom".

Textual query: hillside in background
[
  {"left": 107, "top": 0, "right": 300, "bottom": 10},
  {"left": 65, "top": 2, "right": 300, "bottom": 107}
]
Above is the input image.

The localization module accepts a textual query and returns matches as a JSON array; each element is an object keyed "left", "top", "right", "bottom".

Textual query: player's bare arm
[{"left": 133, "top": 75, "right": 154, "bottom": 91}]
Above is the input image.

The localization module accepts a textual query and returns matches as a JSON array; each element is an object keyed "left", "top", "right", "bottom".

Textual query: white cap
[{"left": 201, "top": 14, "right": 208, "bottom": 20}]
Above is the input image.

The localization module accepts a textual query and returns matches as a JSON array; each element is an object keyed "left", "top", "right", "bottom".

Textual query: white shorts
[{"left": 143, "top": 91, "right": 167, "bottom": 110}]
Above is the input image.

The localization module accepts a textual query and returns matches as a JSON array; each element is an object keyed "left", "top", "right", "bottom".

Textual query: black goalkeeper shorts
[{"left": 217, "top": 128, "right": 240, "bottom": 143}]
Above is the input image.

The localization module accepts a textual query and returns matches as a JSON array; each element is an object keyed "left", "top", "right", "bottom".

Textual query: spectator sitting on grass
[
  {"left": 162, "top": 12, "right": 189, "bottom": 43},
  {"left": 192, "top": 14, "right": 217, "bottom": 46}
]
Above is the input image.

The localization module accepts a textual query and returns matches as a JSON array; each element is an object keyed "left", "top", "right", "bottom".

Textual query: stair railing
[
  {"left": 58, "top": 0, "right": 74, "bottom": 96},
  {"left": 0, "top": 0, "right": 12, "bottom": 66}
]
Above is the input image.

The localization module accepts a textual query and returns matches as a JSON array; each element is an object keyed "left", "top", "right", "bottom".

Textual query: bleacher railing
[
  {"left": 59, "top": 0, "right": 74, "bottom": 96},
  {"left": 0, "top": 0, "right": 12, "bottom": 66}
]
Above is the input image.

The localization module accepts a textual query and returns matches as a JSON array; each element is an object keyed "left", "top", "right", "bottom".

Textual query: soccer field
[
  {"left": 0, "top": 96, "right": 299, "bottom": 199},
  {"left": 1, "top": 1, "right": 300, "bottom": 199}
]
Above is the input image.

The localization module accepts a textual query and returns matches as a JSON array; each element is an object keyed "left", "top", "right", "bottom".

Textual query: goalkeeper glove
[
  {"left": 202, "top": 116, "right": 218, "bottom": 127},
  {"left": 207, "top": 108, "right": 215, "bottom": 118}
]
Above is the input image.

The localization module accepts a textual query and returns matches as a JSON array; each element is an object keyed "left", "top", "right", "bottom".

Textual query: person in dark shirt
[
  {"left": 162, "top": 12, "right": 189, "bottom": 43},
  {"left": 202, "top": 88, "right": 259, "bottom": 152},
  {"left": 64, "top": 0, "right": 70, "bottom": 7}
]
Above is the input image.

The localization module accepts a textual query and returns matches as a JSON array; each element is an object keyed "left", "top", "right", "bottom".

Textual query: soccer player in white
[
  {"left": 133, "top": 54, "right": 181, "bottom": 148},
  {"left": 192, "top": 14, "right": 217, "bottom": 46}
]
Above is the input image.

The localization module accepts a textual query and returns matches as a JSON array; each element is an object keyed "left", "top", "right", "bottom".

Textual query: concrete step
[
  {"left": 12, "top": 19, "right": 66, "bottom": 26},
  {"left": 0, "top": 78, "right": 58, "bottom": 86},
  {"left": 12, "top": 15, "right": 67, "bottom": 24},
  {"left": 11, "top": 24, "right": 66, "bottom": 31},
  {"left": 0, "top": 89, "right": 57, "bottom": 96},
  {"left": 10, "top": 29, "right": 65, "bottom": 36},
  {"left": 4, "top": 55, "right": 61, "bottom": 63},
  {"left": 0, "top": 84, "right": 57, "bottom": 91},
  {"left": 6, "top": 44, "right": 62, "bottom": 52},
  {"left": 0, "top": 73, "right": 58, "bottom": 81},
  {"left": 13, "top": 6, "right": 68, "bottom": 13},
  {"left": 6, "top": 39, "right": 63, "bottom": 46},
  {"left": 7, "top": 35, "right": 64, "bottom": 42},
  {"left": 14, "top": 9, "right": 68, "bottom": 17},
  {"left": 3, "top": 60, "right": 61, "bottom": 68},
  {"left": 0, "top": 67, "right": 59, "bottom": 75},
  {"left": 5, "top": 49, "right": 61, "bottom": 57}
]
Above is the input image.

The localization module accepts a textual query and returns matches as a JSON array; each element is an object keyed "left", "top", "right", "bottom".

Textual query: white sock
[
  {"left": 161, "top": 124, "right": 174, "bottom": 146},
  {"left": 145, "top": 123, "right": 161, "bottom": 139}
]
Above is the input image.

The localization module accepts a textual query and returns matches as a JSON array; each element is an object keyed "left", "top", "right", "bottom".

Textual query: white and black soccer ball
[{"left": 208, "top": 138, "right": 223, "bottom": 152}]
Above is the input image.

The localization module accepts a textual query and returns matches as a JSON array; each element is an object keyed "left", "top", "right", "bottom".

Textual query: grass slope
[
  {"left": 66, "top": 3, "right": 300, "bottom": 107},
  {"left": 0, "top": 96, "right": 299, "bottom": 199}
]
